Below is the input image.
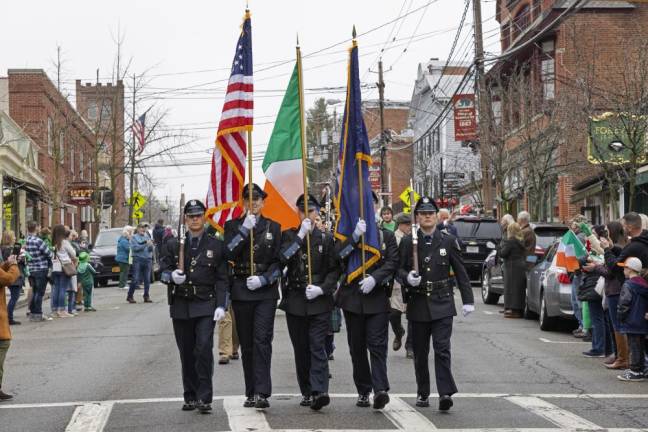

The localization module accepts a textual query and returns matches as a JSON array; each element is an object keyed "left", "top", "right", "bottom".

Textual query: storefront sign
[
  {"left": 369, "top": 163, "right": 381, "bottom": 190},
  {"left": 69, "top": 187, "right": 94, "bottom": 205},
  {"left": 452, "top": 94, "right": 477, "bottom": 142},
  {"left": 588, "top": 112, "right": 647, "bottom": 165}
]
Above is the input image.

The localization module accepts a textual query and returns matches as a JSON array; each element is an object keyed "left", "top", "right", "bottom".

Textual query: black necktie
[{"left": 191, "top": 237, "right": 198, "bottom": 250}]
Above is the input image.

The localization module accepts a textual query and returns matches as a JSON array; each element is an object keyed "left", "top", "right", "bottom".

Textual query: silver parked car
[{"left": 525, "top": 241, "right": 576, "bottom": 330}]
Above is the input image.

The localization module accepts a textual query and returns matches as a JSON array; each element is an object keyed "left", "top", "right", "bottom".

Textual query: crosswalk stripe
[
  {"left": 382, "top": 396, "right": 437, "bottom": 431},
  {"left": 223, "top": 396, "right": 272, "bottom": 432},
  {"left": 505, "top": 396, "right": 602, "bottom": 430},
  {"left": 64, "top": 402, "right": 113, "bottom": 432}
]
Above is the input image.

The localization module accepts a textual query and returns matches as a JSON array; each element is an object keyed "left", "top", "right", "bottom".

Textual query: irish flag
[
  {"left": 261, "top": 63, "right": 303, "bottom": 230},
  {"left": 555, "top": 230, "right": 588, "bottom": 272}
]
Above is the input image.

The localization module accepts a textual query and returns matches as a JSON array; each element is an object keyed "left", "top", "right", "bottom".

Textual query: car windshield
[
  {"left": 94, "top": 230, "right": 121, "bottom": 248},
  {"left": 454, "top": 221, "right": 502, "bottom": 239},
  {"left": 535, "top": 228, "right": 568, "bottom": 250}
]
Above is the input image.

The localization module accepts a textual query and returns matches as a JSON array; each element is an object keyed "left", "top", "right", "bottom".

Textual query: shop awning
[{"left": 570, "top": 181, "right": 604, "bottom": 203}]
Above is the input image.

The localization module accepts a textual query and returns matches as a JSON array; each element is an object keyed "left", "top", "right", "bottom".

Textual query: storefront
[{"left": 0, "top": 111, "right": 46, "bottom": 239}]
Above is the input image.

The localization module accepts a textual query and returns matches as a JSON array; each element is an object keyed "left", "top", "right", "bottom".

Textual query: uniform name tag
[
  {"left": 440, "top": 248, "right": 447, "bottom": 256},
  {"left": 206, "top": 250, "right": 213, "bottom": 258}
]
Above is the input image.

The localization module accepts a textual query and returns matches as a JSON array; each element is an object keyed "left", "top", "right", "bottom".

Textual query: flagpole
[
  {"left": 296, "top": 35, "right": 312, "bottom": 285},
  {"left": 247, "top": 129, "right": 255, "bottom": 274},
  {"left": 351, "top": 26, "right": 366, "bottom": 279}
]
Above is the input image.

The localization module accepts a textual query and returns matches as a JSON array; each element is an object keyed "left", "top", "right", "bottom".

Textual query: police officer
[
  {"left": 279, "top": 194, "right": 340, "bottom": 411},
  {"left": 335, "top": 192, "right": 399, "bottom": 410},
  {"left": 397, "top": 196, "right": 474, "bottom": 411},
  {"left": 224, "top": 183, "right": 282, "bottom": 409},
  {"left": 160, "top": 199, "right": 229, "bottom": 414}
]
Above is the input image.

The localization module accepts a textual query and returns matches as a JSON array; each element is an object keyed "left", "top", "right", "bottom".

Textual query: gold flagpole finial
[
  {"left": 352, "top": 25, "right": 357, "bottom": 40},
  {"left": 245, "top": 0, "right": 249, "bottom": 12},
  {"left": 296, "top": 33, "right": 300, "bottom": 48}
]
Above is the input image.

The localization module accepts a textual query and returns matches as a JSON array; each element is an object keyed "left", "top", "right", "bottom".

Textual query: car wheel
[
  {"left": 481, "top": 270, "right": 500, "bottom": 305},
  {"left": 539, "top": 289, "right": 557, "bottom": 331},
  {"left": 524, "top": 299, "right": 538, "bottom": 320}
]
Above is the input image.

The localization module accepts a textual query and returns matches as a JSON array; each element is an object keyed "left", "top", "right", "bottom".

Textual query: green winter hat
[{"left": 79, "top": 251, "right": 89, "bottom": 262}]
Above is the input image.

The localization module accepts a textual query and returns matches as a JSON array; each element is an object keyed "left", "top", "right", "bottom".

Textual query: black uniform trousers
[
  {"left": 172, "top": 316, "right": 216, "bottom": 403},
  {"left": 232, "top": 299, "right": 276, "bottom": 398},
  {"left": 286, "top": 311, "right": 330, "bottom": 396},
  {"left": 343, "top": 310, "right": 390, "bottom": 395},
  {"left": 411, "top": 316, "right": 458, "bottom": 398}
]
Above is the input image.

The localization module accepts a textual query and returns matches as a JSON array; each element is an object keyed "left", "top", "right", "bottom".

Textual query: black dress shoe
[
  {"left": 243, "top": 396, "right": 256, "bottom": 407},
  {"left": 406, "top": 349, "right": 414, "bottom": 359},
  {"left": 0, "top": 390, "right": 14, "bottom": 401},
  {"left": 310, "top": 393, "right": 330, "bottom": 411},
  {"left": 356, "top": 394, "right": 370, "bottom": 407},
  {"left": 439, "top": 395, "right": 453, "bottom": 411},
  {"left": 416, "top": 395, "right": 430, "bottom": 407},
  {"left": 9, "top": 320, "right": 21, "bottom": 325},
  {"left": 328, "top": 354, "right": 334, "bottom": 361},
  {"left": 373, "top": 391, "right": 390, "bottom": 410},
  {"left": 196, "top": 401, "right": 212, "bottom": 414},
  {"left": 231, "top": 352, "right": 240, "bottom": 360},
  {"left": 181, "top": 400, "right": 196, "bottom": 411},
  {"left": 255, "top": 395, "right": 270, "bottom": 409},
  {"left": 300, "top": 395, "right": 312, "bottom": 406},
  {"left": 393, "top": 334, "right": 403, "bottom": 351}
]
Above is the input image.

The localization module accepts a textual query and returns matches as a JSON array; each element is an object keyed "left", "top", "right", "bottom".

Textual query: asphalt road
[{"left": 2, "top": 282, "right": 647, "bottom": 431}]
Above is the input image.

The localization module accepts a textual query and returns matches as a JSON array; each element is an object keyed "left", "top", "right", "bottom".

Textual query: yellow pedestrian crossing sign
[
  {"left": 133, "top": 210, "right": 144, "bottom": 221},
  {"left": 399, "top": 186, "right": 420, "bottom": 213},
  {"left": 128, "top": 192, "right": 147, "bottom": 211}
]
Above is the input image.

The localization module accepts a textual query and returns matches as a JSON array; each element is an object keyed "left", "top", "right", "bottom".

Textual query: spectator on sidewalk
[
  {"left": 579, "top": 251, "right": 606, "bottom": 358},
  {"left": 569, "top": 219, "right": 587, "bottom": 338},
  {"left": 77, "top": 252, "right": 97, "bottom": 312},
  {"left": 24, "top": 221, "right": 53, "bottom": 322},
  {"left": 127, "top": 223, "right": 154, "bottom": 303},
  {"left": 379, "top": 207, "right": 396, "bottom": 232},
  {"left": 499, "top": 223, "right": 527, "bottom": 319},
  {"left": 153, "top": 219, "right": 165, "bottom": 254},
  {"left": 51, "top": 225, "right": 76, "bottom": 318},
  {"left": 616, "top": 257, "right": 648, "bottom": 382},
  {"left": 500, "top": 214, "right": 514, "bottom": 239},
  {"left": 1, "top": 231, "right": 25, "bottom": 325},
  {"left": 517, "top": 211, "right": 536, "bottom": 269},
  {"left": 69, "top": 230, "right": 83, "bottom": 311},
  {"left": 116, "top": 226, "right": 133, "bottom": 290},
  {"left": 0, "top": 252, "right": 20, "bottom": 401},
  {"left": 437, "top": 209, "right": 458, "bottom": 237},
  {"left": 390, "top": 213, "right": 413, "bottom": 356},
  {"left": 218, "top": 307, "right": 240, "bottom": 364}
]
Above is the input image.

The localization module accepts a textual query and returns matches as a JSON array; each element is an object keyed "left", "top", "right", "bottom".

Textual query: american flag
[
  {"left": 206, "top": 11, "right": 253, "bottom": 231},
  {"left": 133, "top": 113, "right": 146, "bottom": 155}
]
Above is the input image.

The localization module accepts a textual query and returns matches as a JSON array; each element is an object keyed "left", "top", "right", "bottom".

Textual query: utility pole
[
  {"left": 439, "top": 155, "right": 444, "bottom": 203},
  {"left": 129, "top": 74, "right": 136, "bottom": 225},
  {"left": 377, "top": 60, "right": 388, "bottom": 206},
  {"left": 473, "top": 0, "right": 494, "bottom": 216}
]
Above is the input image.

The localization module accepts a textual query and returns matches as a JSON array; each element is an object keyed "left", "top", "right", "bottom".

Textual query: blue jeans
[
  {"left": 607, "top": 294, "right": 621, "bottom": 331},
  {"left": 67, "top": 291, "right": 76, "bottom": 313},
  {"left": 571, "top": 274, "right": 583, "bottom": 327},
  {"left": 7, "top": 286, "right": 21, "bottom": 322},
  {"left": 588, "top": 300, "right": 605, "bottom": 354},
  {"left": 29, "top": 270, "right": 49, "bottom": 316},
  {"left": 51, "top": 272, "right": 70, "bottom": 312},
  {"left": 128, "top": 258, "right": 151, "bottom": 299}
]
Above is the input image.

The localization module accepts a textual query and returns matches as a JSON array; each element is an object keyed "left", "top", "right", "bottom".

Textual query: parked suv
[
  {"left": 453, "top": 216, "right": 502, "bottom": 283},
  {"left": 480, "top": 223, "right": 568, "bottom": 304}
]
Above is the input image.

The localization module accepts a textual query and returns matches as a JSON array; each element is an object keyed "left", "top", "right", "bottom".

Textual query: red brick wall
[
  {"left": 8, "top": 70, "right": 96, "bottom": 231},
  {"left": 388, "top": 140, "right": 413, "bottom": 213},
  {"left": 363, "top": 105, "right": 410, "bottom": 142}
]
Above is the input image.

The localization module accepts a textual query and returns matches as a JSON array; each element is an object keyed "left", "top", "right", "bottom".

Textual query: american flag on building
[
  {"left": 206, "top": 10, "right": 253, "bottom": 231},
  {"left": 133, "top": 113, "right": 146, "bottom": 155}
]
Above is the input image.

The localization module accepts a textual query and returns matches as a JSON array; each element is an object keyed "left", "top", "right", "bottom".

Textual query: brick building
[
  {"left": 5, "top": 69, "right": 97, "bottom": 235},
  {"left": 76, "top": 80, "right": 126, "bottom": 228},
  {"left": 489, "top": 0, "right": 648, "bottom": 223}
]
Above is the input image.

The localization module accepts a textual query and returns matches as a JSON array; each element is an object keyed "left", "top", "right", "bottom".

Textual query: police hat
[
  {"left": 395, "top": 212, "right": 410, "bottom": 225},
  {"left": 242, "top": 183, "right": 267, "bottom": 200},
  {"left": 184, "top": 199, "right": 207, "bottom": 216},
  {"left": 296, "top": 194, "right": 321, "bottom": 212},
  {"left": 414, "top": 196, "right": 439, "bottom": 214}
]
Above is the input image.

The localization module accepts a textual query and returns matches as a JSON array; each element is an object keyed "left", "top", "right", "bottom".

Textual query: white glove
[
  {"left": 305, "top": 284, "right": 324, "bottom": 300},
  {"left": 407, "top": 270, "right": 422, "bottom": 287},
  {"left": 353, "top": 219, "right": 367, "bottom": 240},
  {"left": 298, "top": 218, "right": 313, "bottom": 239},
  {"left": 462, "top": 304, "right": 475, "bottom": 317},
  {"left": 242, "top": 214, "right": 257, "bottom": 231},
  {"left": 359, "top": 275, "right": 376, "bottom": 294},
  {"left": 171, "top": 270, "right": 186, "bottom": 285},
  {"left": 213, "top": 307, "right": 226, "bottom": 322},
  {"left": 246, "top": 276, "right": 263, "bottom": 291}
]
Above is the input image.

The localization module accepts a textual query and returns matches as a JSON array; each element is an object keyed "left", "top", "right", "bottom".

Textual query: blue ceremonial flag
[{"left": 334, "top": 39, "right": 381, "bottom": 283}]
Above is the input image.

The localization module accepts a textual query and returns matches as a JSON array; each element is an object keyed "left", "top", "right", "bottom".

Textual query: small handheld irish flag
[{"left": 555, "top": 230, "right": 588, "bottom": 272}]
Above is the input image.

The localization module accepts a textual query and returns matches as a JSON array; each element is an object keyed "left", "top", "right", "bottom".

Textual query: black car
[
  {"left": 453, "top": 216, "right": 502, "bottom": 283},
  {"left": 89, "top": 228, "right": 159, "bottom": 287},
  {"left": 480, "top": 223, "right": 569, "bottom": 305}
]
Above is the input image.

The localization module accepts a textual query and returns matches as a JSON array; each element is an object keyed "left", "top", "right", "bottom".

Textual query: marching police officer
[
  {"left": 279, "top": 194, "right": 340, "bottom": 411},
  {"left": 224, "top": 183, "right": 282, "bottom": 409},
  {"left": 160, "top": 199, "right": 230, "bottom": 414},
  {"left": 336, "top": 192, "right": 399, "bottom": 410},
  {"left": 397, "top": 196, "right": 474, "bottom": 411}
]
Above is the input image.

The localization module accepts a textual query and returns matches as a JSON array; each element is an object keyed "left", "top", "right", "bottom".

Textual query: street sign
[
  {"left": 443, "top": 172, "right": 465, "bottom": 180},
  {"left": 369, "top": 163, "right": 381, "bottom": 190},
  {"left": 128, "top": 191, "right": 147, "bottom": 210},
  {"left": 69, "top": 186, "right": 94, "bottom": 205},
  {"left": 133, "top": 210, "right": 144, "bottom": 220},
  {"left": 452, "top": 94, "right": 477, "bottom": 141},
  {"left": 399, "top": 186, "right": 420, "bottom": 209}
]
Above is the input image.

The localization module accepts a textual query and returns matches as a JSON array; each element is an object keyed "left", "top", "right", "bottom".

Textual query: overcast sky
[{"left": 1, "top": 0, "right": 500, "bottom": 208}]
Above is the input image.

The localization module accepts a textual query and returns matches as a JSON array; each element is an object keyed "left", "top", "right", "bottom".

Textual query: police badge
[
  {"left": 266, "top": 232, "right": 273, "bottom": 241},
  {"left": 206, "top": 250, "right": 214, "bottom": 258},
  {"left": 440, "top": 248, "right": 447, "bottom": 256}
]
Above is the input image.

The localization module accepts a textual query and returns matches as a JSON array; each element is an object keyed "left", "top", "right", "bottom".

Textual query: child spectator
[
  {"left": 617, "top": 257, "right": 648, "bottom": 382},
  {"left": 77, "top": 252, "right": 97, "bottom": 312}
]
